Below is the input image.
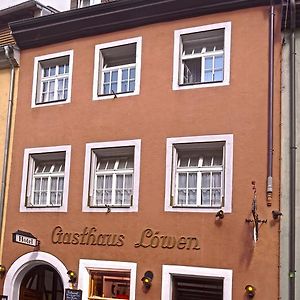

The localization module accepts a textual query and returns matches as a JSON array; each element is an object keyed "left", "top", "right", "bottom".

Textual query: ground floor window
[
  {"left": 79, "top": 259, "right": 137, "bottom": 300},
  {"left": 89, "top": 269, "right": 130, "bottom": 299},
  {"left": 161, "top": 265, "right": 232, "bottom": 300}
]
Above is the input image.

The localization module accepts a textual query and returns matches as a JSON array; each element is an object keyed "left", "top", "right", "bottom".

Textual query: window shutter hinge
[
  {"left": 130, "top": 195, "right": 133, "bottom": 206},
  {"left": 170, "top": 195, "right": 174, "bottom": 206}
]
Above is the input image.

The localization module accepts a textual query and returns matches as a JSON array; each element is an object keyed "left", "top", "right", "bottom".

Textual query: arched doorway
[
  {"left": 3, "top": 251, "right": 69, "bottom": 300},
  {"left": 19, "top": 265, "right": 64, "bottom": 300}
]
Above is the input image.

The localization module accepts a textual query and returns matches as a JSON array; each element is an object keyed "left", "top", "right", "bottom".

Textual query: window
[
  {"left": 20, "top": 146, "right": 71, "bottom": 212},
  {"left": 173, "top": 22, "right": 231, "bottom": 90},
  {"left": 89, "top": 270, "right": 130, "bottom": 299},
  {"left": 165, "top": 134, "right": 233, "bottom": 213},
  {"left": 161, "top": 265, "right": 232, "bottom": 300},
  {"left": 78, "top": 259, "right": 136, "bottom": 300},
  {"left": 32, "top": 50, "right": 74, "bottom": 107},
  {"left": 93, "top": 37, "right": 142, "bottom": 100},
  {"left": 82, "top": 140, "right": 141, "bottom": 212},
  {"left": 79, "top": 0, "right": 114, "bottom": 7}
]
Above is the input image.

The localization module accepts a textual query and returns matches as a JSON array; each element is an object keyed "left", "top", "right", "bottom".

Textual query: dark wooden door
[{"left": 19, "top": 265, "right": 63, "bottom": 300}]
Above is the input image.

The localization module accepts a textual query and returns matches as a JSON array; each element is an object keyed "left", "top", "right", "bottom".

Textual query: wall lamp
[
  {"left": 272, "top": 210, "right": 283, "bottom": 220},
  {"left": 67, "top": 270, "right": 77, "bottom": 284},
  {"left": 0, "top": 265, "right": 6, "bottom": 278},
  {"left": 245, "top": 284, "right": 256, "bottom": 298},
  {"left": 141, "top": 271, "right": 153, "bottom": 290},
  {"left": 215, "top": 210, "right": 224, "bottom": 220}
]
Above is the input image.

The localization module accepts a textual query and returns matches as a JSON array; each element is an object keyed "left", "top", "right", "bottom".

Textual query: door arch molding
[{"left": 3, "top": 251, "right": 69, "bottom": 299}]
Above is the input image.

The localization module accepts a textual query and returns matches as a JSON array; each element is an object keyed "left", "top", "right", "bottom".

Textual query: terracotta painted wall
[{"left": 2, "top": 5, "right": 281, "bottom": 299}]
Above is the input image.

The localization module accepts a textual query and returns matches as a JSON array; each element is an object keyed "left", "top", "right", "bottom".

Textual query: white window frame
[
  {"left": 93, "top": 37, "right": 142, "bottom": 101},
  {"left": 20, "top": 145, "right": 71, "bottom": 212},
  {"left": 79, "top": 0, "right": 102, "bottom": 7},
  {"left": 161, "top": 265, "right": 233, "bottom": 300},
  {"left": 82, "top": 139, "right": 141, "bottom": 212},
  {"left": 78, "top": 259, "right": 137, "bottom": 300},
  {"left": 31, "top": 50, "right": 74, "bottom": 108},
  {"left": 164, "top": 134, "right": 233, "bottom": 213},
  {"left": 172, "top": 22, "right": 231, "bottom": 91}
]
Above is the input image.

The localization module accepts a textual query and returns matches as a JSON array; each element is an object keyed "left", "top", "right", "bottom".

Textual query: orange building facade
[{"left": 0, "top": 1, "right": 282, "bottom": 299}]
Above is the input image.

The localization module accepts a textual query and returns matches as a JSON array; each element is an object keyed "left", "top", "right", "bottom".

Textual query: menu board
[{"left": 65, "top": 289, "right": 82, "bottom": 300}]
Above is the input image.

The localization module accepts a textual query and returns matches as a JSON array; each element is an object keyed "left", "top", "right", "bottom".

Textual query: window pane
[
  {"left": 111, "top": 71, "right": 118, "bottom": 82},
  {"left": 111, "top": 83, "right": 117, "bottom": 93},
  {"left": 212, "top": 189, "right": 221, "bottom": 206},
  {"left": 129, "top": 80, "right": 135, "bottom": 92},
  {"left": 42, "top": 82, "right": 48, "bottom": 92},
  {"left": 50, "top": 66, "right": 56, "bottom": 76},
  {"left": 201, "top": 189, "right": 210, "bottom": 205},
  {"left": 103, "top": 83, "right": 110, "bottom": 94},
  {"left": 43, "top": 68, "right": 49, "bottom": 77},
  {"left": 104, "top": 72, "right": 110, "bottom": 83},
  {"left": 96, "top": 175, "right": 104, "bottom": 189},
  {"left": 58, "top": 65, "right": 65, "bottom": 74},
  {"left": 204, "top": 71, "right": 213, "bottom": 82},
  {"left": 129, "top": 67, "right": 135, "bottom": 79},
  {"left": 205, "top": 57, "right": 213, "bottom": 69},
  {"left": 121, "top": 82, "right": 128, "bottom": 93},
  {"left": 183, "top": 58, "right": 201, "bottom": 84},
  {"left": 215, "top": 56, "right": 224, "bottom": 69},
  {"left": 212, "top": 172, "right": 221, "bottom": 188},
  {"left": 178, "top": 190, "right": 186, "bottom": 205},
  {"left": 214, "top": 70, "right": 223, "bottom": 81},
  {"left": 201, "top": 173, "right": 210, "bottom": 188},
  {"left": 122, "top": 69, "right": 129, "bottom": 80},
  {"left": 188, "top": 189, "right": 197, "bottom": 205},
  {"left": 178, "top": 173, "right": 187, "bottom": 188}
]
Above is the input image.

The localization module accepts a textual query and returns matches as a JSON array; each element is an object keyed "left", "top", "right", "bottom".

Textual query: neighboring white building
[{"left": 0, "top": 0, "right": 71, "bottom": 11}]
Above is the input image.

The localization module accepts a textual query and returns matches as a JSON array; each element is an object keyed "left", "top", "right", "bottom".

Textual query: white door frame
[{"left": 3, "top": 251, "right": 69, "bottom": 299}]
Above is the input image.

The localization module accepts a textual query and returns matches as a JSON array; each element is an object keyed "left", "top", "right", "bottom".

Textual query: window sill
[
  {"left": 93, "top": 90, "right": 139, "bottom": 101},
  {"left": 173, "top": 80, "right": 229, "bottom": 91},
  {"left": 20, "top": 206, "right": 67, "bottom": 213},
  {"left": 32, "top": 98, "right": 71, "bottom": 108},
  {"left": 165, "top": 205, "right": 231, "bottom": 213}
]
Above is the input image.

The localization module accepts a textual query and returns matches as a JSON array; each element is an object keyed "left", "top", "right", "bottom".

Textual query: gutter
[
  {"left": 0, "top": 45, "right": 18, "bottom": 262},
  {"left": 9, "top": 0, "right": 281, "bottom": 50},
  {"left": 267, "top": 0, "right": 275, "bottom": 205},
  {"left": 289, "top": 0, "right": 296, "bottom": 299}
]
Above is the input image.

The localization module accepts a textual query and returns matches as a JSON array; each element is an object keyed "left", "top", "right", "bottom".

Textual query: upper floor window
[
  {"left": 165, "top": 134, "right": 233, "bottom": 213},
  {"left": 20, "top": 145, "right": 71, "bottom": 212},
  {"left": 79, "top": 0, "right": 115, "bottom": 7},
  {"left": 82, "top": 139, "right": 141, "bottom": 212},
  {"left": 172, "top": 22, "right": 231, "bottom": 91},
  {"left": 32, "top": 50, "right": 74, "bottom": 108},
  {"left": 93, "top": 37, "right": 142, "bottom": 100}
]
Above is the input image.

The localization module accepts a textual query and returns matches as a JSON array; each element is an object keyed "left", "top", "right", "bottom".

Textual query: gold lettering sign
[
  {"left": 51, "top": 227, "right": 200, "bottom": 250},
  {"left": 51, "top": 226, "right": 124, "bottom": 247},
  {"left": 134, "top": 228, "right": 200, "bottom": 250}
]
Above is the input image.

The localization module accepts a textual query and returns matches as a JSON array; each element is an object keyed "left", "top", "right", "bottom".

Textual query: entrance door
[{"left": 19, "top": 265, "right": 64, "bottom": 300}]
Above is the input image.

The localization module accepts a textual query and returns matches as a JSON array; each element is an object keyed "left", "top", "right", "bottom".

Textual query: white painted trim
[
  {"left": 31, "top": 50, "right": 74, "bottom": 108},
  {"left": 161, "top": 265, "right": 233, "bottom": 300},
  {"left": 164, "top": 134, "right": 233, "bottom": 213},
  {"left": 78, "top": 259, "right": 137, "bottom": 300},
  {"left": 82, "top": 139, "right": 141, "bottom": 212},
  {"left": 93, "top": 37, "right": 142, "bottom": 100},
  {"left": 172, "top": 22, "right": 231, "bottom": 91},
  {"left": 3, "top": 251, "right": 69, "bottom": 299},
  {"left": 20, "top": 145, "right": 71, "bottom": 212}
]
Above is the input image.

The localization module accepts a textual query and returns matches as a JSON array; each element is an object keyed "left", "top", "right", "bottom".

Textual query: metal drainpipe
[
  {"left": 289, "top": 0, "right": 296, "bottom": 299},
  {"left": 267, "top": 0, "right": 275, "bottom": 206},
  {"left": 0, "top": 46, "right": 16, "bottom": 261}
]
